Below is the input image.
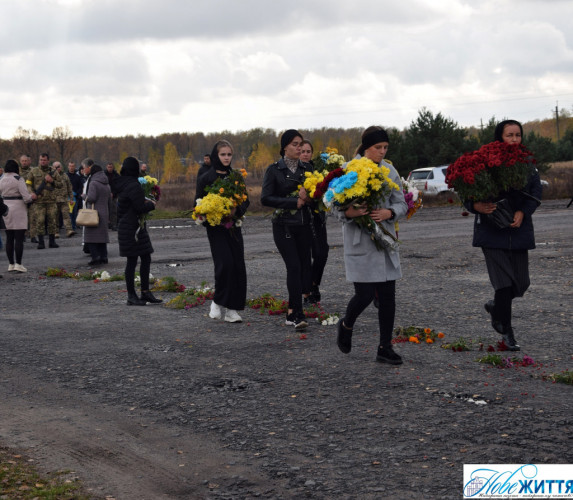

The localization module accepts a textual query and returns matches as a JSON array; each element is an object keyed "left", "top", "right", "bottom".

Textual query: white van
[{"left": 406, "top": 166, "right": 450, "bottom": 194}]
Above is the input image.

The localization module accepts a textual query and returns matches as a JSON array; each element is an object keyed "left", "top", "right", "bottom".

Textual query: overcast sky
[{"left": 1, "top": 0, "right": 572, "bottom": 139}]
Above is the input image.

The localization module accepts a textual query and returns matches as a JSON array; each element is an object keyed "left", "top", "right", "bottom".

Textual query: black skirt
[{"left": 482, "top": 248, "right": 530, "bottom": 297}]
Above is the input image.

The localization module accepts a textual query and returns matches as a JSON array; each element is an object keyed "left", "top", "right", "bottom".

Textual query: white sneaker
[
  {"left": 8, "top": 264, "right": 15, "bottom": 272},
  {"left": 209, "top": 301, "right": 223, "bottom": 319},
  {"left": 224, "top": 310, "right": 242, "bottom": 323},
  {"left": 14, "top": 264, "right": 27, "bottom": 273}
]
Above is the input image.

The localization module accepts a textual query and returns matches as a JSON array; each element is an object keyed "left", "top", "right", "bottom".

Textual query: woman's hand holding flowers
[
  {"left": 345, "top": 203, "right": 368, "bottom": 218},
  {"left": 473, "top": 201, "right": 497, "bottom": 214},
  {"left": 370, "top": 208, "right": 394, "bottom": 223}
]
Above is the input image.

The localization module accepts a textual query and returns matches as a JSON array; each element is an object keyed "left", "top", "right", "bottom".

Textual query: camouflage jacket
[
  {"left": 26, "top": 166, "right": 63, "bottom": 203},
  {"left": 54, "top": 171, "right": 73, "bottom": 202}
]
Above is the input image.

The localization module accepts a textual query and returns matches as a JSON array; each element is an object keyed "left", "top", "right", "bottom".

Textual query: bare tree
[
  {"left": 49, "top": 126, "right": 82, "bottom": 164},
  {"left": 12, "top": 126, "right": 46, "bottom": 162}
]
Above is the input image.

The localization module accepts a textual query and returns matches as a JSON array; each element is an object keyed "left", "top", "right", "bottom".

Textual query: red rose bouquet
[{"left": 446, "top": 142, "right": 534, "bottom": 202}]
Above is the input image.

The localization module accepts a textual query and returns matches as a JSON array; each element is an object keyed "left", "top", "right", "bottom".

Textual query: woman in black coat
[
  {"left": 465, "top": 120, "right": 542, "bottom": 350},
  {"left": 112, "top": 157, "right": 161, "bottom": 306},
  {"left": 195, "top": 140, "right": 249, "bottom": 323},
  {"left": 261, "top": 129, "right": 314, "bottom": 330}
]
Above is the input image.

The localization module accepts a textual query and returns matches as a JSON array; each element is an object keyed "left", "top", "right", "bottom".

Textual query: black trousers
[
  {"left": 125, "top": 254, "right": 151, "bottom": 294},
  {"left": 5, "top": 229, "right": 25, "bottom": 265},
  {"left": 206, "top": 225, "right": 247, "bottom": 310},
  {"left": 344, "top": 281, "right": 396, "bottom": 349},
  {"left": 272, "top": 223, "right": 312, "bottom": 314},
  {"left": 311, "top": 215, "right": 329, "bottom": 288}
]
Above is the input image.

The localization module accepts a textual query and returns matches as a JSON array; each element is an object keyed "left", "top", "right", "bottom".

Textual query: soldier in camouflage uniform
[
  {"left": 53, "top": 162, "right": 76, "bottom": 238},
  {"left": 26, "top": 153, "right": 62, "bottom": 249},
  {"left": 19, "top": 154, "right": 36, "bottom": 242}
]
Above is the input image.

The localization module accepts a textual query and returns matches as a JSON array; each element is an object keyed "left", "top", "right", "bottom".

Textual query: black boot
[
  {"left": 337, "top": 318, "right": 353, "bottom": 354},
  {"left": 127, "top": 293, "right": 146, "bottom": 306},
  {"left": 49, "top": 234, "right": 59, "bottom": 248},
  {"left": 502, "top": 326, "right": 520, "bottom": 351},
  {"left": 31, "top": 237, "right": 38, "bottom": 243},
  {"left": 141, "top": 290, "right": 163, "bottom": 303},
  {"left": 37, "top": 235, "right": 45, "bottom": 249}
]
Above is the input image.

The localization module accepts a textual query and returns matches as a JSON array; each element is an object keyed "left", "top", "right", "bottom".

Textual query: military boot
[
  {"left": 37, "top": 235, "right": 45, "bottom": 249},
  {"left": 49, "top": 234, "right": 59, "bottom": 248}
]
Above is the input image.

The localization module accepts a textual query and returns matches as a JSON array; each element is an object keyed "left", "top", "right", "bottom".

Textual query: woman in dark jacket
[
  {"left": 465, "top": 119, "right": 542, "bottom": 350},
  {"left": 261, "top": 129, "right": 313, "bottom": 330},
  {"left": 84, "top": 164, "right": 111, "bottom": 265},
  {"left": 112, "top": 157, "right": 161, "bottom": 306},
  {"left": 300, "top": 139, "right": 329, "bottom": 304},
  {"left": 195, "top": 140, "right": 249, "bottom": 323}
]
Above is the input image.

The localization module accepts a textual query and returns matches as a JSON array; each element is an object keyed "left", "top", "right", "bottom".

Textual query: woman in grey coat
[
  {"left": 84, "top": 164, "right": 111, "bottom": 265},
  {"left": 336, "top": 126, "right": 408, "bottom": 364}
]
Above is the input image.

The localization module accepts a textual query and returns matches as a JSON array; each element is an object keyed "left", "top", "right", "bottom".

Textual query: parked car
[{"left": 407, "top": 166, "right": 451, "bottom": 194}]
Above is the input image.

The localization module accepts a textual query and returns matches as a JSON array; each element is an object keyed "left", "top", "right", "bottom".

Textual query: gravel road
[{"left": 0, "top": 200, "right": 572, "bottom": 499}]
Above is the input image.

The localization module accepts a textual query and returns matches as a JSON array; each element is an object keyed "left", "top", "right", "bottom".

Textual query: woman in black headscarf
[
  {"left": 261, "top": 129, "right": 314, "bottom": 330},
  {"left": 112, "top": 157, "right": 162, "bottom": 306},
  {"left": 465, "top": 119, "right": 542, "bottom": 351},
  {"left": 195, "top": 140, "right": 249, "bottom": 323}
]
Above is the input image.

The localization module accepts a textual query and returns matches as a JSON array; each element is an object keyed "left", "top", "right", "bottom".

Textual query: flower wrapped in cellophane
[
  {"left": 193, "top": 168, "right": 248, "bottom": 228},
  {"left": 401, "top": 178, "right": 422, "bottom": 219},
  {"left": 324, "top": 157, "right": 401, "bottom": 251},
  {"left": 137, "top": 175, "right": 161, "bottom": 230}
]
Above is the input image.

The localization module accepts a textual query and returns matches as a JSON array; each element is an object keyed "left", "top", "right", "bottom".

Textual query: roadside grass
[{"left": 0, "top": 447, "right": 94, "bottom": 499}]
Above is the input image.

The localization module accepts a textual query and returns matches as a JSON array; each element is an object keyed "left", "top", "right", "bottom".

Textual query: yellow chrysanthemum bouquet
[
  {"left": 324, "top": 157, "right": 401, "bottom": 251},
  {"left": 192, "top": 169, "right": 248, "bottom": 228}
]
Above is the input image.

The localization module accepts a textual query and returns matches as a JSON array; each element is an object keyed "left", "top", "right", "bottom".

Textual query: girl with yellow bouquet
[
  {"left": 194, "top": 140, "right": 249, "bottom": 323},
  {"left": 335, "top": 126, "right": 408, "bottom": 364}
]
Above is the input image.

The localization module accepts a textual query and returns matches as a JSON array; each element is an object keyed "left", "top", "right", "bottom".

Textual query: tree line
[{"left": 1, "top": 109, "right": 572, "bottom": 182}]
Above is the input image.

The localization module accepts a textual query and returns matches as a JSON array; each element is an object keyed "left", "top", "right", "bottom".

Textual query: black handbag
[{"left": 487, "top": 198, "right": 514, "bottom": 229}]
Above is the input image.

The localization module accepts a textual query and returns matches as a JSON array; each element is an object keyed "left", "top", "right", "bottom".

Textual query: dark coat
[
  {"left": 260, "top": 158, "right": 313, "bottom": 225},
  {"left": 112, "top": 175, "right": 155, "bottom": 257},
  {"left": 465, "top": 168, "right": 542, "bottom": 250},
  {"left": 84, "top": 171, "right": 111, "bottom": 244}
]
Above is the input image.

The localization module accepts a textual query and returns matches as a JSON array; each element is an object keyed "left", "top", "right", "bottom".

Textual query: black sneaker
[
  {"left": 376, "top": 345, "right": 403, "bottom": 365},
  {"left": 286, "top": 313, "right": 308, "bottom": 331},
  {"left": 336, "top": 318, "right": 352, "bottom": 354},
  {"left": 502, "top": 327, "right": 520, "bottom": 351}
]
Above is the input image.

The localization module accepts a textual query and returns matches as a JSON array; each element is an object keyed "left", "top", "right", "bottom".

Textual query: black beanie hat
[
  {"left": 280, "top": 129, "right": 303, "bottom": 157},
  {"left": 362, "top": 128, "right": 390, "bottom": 150},
  {"left": 494, "top": 120, "right": 523, "bottom": 142},
  {"left": 4, "top": 159, "right": 20, "bottom": 174},
  {"left": 120, "top": 157, "right": 140, "bottom": 177}
]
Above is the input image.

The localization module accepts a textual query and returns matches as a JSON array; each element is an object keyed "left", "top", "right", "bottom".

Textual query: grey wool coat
[
  {"left": 84, "top": 171, "right": 111, "bottom": 244},
  {"left": 337, "top": 158, "right": 408, "bottom": 283}
]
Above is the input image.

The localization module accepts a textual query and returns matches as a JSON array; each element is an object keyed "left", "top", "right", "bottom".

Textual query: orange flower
[
  {"left": 438, "top": 332, "right": 445, "bottom": 339},
  {"left": 426, "top": 338, "right": 434, "bottom": 344},
  {"left": 219, "top": 187, "right": 225, "bottom": 194},
  {"left": 424, "top": 328, "right": 431, "bottom": 334},
  {"left": 409, "top": 336, "right": 420, "bottom": 344}
]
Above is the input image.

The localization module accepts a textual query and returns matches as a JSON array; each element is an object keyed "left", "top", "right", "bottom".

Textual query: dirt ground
[{"left": 0, "top": 200, "right": 572, "bottom": 499}]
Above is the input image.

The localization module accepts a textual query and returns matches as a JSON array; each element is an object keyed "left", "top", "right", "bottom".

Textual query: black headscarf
[
  {"left": 4, "top": 159, "right": 19, "bottom": 174},
  {"left": 280, "top": 129, "right": 303, "bottom": 157},
  {"left": 121, "top": 157, "right": 141, "bottom": 178},
  {"left": 494, "top": 120, "right": 523, "bottom": 142},
  {"left": 209, "top": 141, "right": 233, "bottom": 173}
]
